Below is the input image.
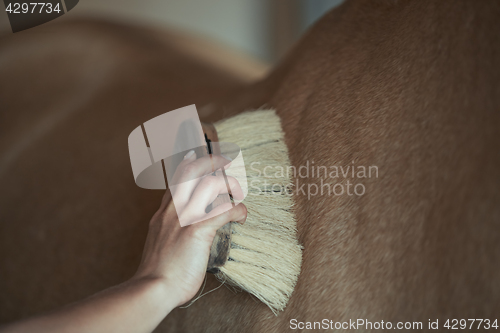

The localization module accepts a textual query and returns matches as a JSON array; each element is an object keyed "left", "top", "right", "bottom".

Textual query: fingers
[
  {"left": 176, "top": 154, "right": 232, "bottom": 185},
  {"left": 170, "top": 153, "right": 232, "bottom": 205},
  {"left": 184, "top": 174, "right": 244, "bottom": 213},
  {"left": 170, "top": 150, "right": 245, "bottom": 228},
  {"left": 170, "top": 150, "right": 197, "bottom": 183},
  {"left": 195, "top": 203, "right": 247, "bottom": 231}
]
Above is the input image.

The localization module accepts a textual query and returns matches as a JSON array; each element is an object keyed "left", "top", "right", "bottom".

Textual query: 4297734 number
[
  {"left": 5, "top": 3, "right": 61, "bottom": 14},
  {"left": 444, "top": 319, "right": 498, "bottom": 330}
]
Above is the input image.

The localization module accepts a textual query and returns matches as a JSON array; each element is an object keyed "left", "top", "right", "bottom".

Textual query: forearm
[
  {"left": 1, "top": 277, "right": 178, "bottom": 333},
  {"left": 2, "top": 154, "right": 245, "bottom": 333}
]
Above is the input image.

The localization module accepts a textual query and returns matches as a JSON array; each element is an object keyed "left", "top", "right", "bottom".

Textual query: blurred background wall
[{"left": 0, "top": 0, "right": 343, "bottom": 64}]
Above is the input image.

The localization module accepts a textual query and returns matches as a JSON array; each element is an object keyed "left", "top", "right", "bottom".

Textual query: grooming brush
[{"left": 202, "top": 110, "right": 302, "bottom": 313}]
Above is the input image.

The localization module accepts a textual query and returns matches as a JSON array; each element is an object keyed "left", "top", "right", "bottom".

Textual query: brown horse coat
[{"left": 1, "top": 1, "right": 499, "bottom": 331}]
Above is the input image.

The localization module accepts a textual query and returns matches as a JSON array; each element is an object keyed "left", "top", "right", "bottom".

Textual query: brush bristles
[{"left": 214, "top": 110, "right": 302, "bottom": 313}]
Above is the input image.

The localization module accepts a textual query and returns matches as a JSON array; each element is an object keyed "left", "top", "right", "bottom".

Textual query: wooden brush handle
[{"left": 201, "top": 122, "right": 233, "bottom": 274}]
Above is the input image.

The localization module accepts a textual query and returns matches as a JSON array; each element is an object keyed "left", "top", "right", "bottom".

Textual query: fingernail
[
  {"left": 221, "top": 154, "right": 232, "bottom": 161},
  {"left": 184, "top": 150, "right": 195, "bottom": 159}
]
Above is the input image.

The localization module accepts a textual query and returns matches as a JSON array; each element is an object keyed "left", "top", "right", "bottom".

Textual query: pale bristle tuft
[{"left": 213, "top": 110, "right": 302, "bottom": 313}]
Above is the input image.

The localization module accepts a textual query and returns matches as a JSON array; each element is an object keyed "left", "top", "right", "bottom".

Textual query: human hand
[{"left": 132, "top": 150, "right": 247, "bottom": 307}]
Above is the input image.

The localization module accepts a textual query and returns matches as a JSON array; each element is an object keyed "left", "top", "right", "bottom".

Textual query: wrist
[{"left": 128, "top": 275, "right": 183, "bottom": 313}]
